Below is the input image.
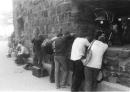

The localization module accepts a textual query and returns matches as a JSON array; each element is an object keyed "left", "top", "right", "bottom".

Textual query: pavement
[
  {"left": 0, "top": 41, "right": 70, "bottom": 91},
  {"left": 1, "top": 40, "right": 130, "bottom": 92}
]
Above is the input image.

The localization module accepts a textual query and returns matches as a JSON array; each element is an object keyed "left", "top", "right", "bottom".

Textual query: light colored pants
[{"left": 54, "top": 56, "right": 68, "bottom": 87}]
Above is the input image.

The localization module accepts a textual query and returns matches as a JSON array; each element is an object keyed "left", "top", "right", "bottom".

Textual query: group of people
[
  {"left": 8, "top": 26, "right": 108, "bottom": 92},
  {"left": 71, "top": 32, "right": 108, "bottom": 91},
  {"left": 42, "top": 26, "right": 108, "bottom": 91}
]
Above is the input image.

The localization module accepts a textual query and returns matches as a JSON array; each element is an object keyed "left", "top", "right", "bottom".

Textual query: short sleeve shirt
[
  {"left": 71, "top": 37, "right": 90, "bottom": 61},
  {"left": 86, "top": 40, "right": 108, "bottom": 69}
]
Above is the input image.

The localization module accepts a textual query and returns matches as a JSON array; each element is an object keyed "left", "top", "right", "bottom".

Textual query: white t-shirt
[
  {"left": 17, "top": 44, "right": 29, "bottom": 55},
  {"left": 71, "top": 37, "right": 90, "bottom": 61},
  {"left": 86, "top": 40, "right": 108, "bottom": 69}
]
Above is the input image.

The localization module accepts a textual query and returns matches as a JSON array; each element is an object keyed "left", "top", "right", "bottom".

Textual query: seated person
[{"left": 15, "top": 42, "right": 30, "bottom": 65}]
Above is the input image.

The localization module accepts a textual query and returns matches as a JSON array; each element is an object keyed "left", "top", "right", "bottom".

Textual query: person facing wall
[
  {"left": 52, "top": 31, "right": 70, "bottom": 89},
  {"left": 83, "top": 34, "right": 108, "bottom": 91},
  {"left": 70, "top": 29, "right": 91, "bottom": 92}
]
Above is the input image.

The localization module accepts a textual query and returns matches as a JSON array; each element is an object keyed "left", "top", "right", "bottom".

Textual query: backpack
[{"left": 43, "top": 42, "right": 53, "bottom": 55}]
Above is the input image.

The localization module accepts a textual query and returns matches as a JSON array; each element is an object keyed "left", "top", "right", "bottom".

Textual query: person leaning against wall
[
  {"left": 83, "top": 34, "right": 108, "bottom": 91},
  {"left": 70, "top": 29, "right": 91, "bottom": 92}
]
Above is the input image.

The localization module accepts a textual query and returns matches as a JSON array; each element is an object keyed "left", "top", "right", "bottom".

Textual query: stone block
[
  {"left": 57, "top": 5, "right": 62, "bottom": 15},
  {"left": 43, "top": 10, "right": 48, "bottom": 17},
  {"left": 59, "top": 14, "right": 64, "bottom": 23},
  {"left": 125, "top": 62, "right": 130, "bottom": 73},
  {"left": 118, "top": 50, "right": 130, "bottom": 59},
  {"left": 64, "top": 12, "right": 71, "bottom": 22},
  {"left": 50, "top": 7, "right": 56, "bottom": 16},
  {"left": 61, "top": 3, "right": 72, "bottom": 13},
  {"left": 105, "top": 49, "right": 119, "bottom": 57},
  {"left": 117, "top": 77, "right": 130, "bottom": 87},
  {"left": 118, "top": 72, "right": 130, "bottom": 78},
  {"left": 55, "top": 0, "right": 64, "bottom": 5}
]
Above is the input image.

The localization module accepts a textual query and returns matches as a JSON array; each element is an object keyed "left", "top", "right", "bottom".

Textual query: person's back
[
  {"left": 71, "top": 37, "right": 90, "bottom": 61},
  {"left": 21, "top": 46, "right": 29, "bottom": 55},
  {"left": 87, "top": 40, "right": 108, "bottom": 69},
  {"left": 17, "top": 43, "right": 29, "bottom": 55},
  {"left": 54, "top": 37, "right": 66, "bottom": 56},
  {"left": 70, "top": 36, "right": 90, "bottom": 91},
  {"left": 84, "top": 35, "right": 108, "bottom": 91}
]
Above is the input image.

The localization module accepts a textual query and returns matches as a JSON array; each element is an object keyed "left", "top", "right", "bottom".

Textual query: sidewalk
[
  {"left": 0, "top": 41, "right": 70, "bottom": 91},
  {"left": 1, "top": 41, "right": 130, "bottom": 91}
]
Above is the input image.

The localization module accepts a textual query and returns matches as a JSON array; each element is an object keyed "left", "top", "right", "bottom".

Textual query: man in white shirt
[
  {"left": 84, "top": 35, "right": 108, "bottom": 91},
  {"left": 70, "top": 35, "right": 90, "bottom": 91},
  {"left": 15, "top": 42, "right": 30, "bottom": 65}
]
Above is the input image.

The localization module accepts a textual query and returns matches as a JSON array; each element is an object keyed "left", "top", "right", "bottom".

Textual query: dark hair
[
  {"left": 64, "top": 31, "right": 70, "bottom": 36},
  {"left": 57, "top": 33, "right": 63, "bottom": 37},
  {"left": 98, "top": 35, "right": 106, "bottom": 43}
]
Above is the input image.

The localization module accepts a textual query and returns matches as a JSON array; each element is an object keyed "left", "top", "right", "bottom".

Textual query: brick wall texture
[{"left": 13, "top": 0, "right": 130, "bottom": 87}]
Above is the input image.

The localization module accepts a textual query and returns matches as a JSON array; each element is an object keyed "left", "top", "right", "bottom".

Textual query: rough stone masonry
[{"left": 13, "top": 0, "right": 130, "bottom": 87}]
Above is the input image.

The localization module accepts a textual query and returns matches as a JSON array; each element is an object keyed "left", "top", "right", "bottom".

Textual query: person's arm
[
  {"left": 18, "top": 46, "right": 24, "bottom": 55},
  {"left": 102, "top": 45, "right": 109, "bottom": 67}
]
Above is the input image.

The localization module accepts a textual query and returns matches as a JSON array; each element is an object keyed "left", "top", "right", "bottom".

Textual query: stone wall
[
  {"left": 13, "top": 0, "right": 130, "bottom": 88},
  {"left": 13, "top": 0, "right": 96, "bottom": 49},
  {"left": 103, "top": 47, "right": 130, "bottom": 87}
]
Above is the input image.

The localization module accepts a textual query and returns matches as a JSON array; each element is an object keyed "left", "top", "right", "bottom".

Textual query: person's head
[
  {"left": 98, "top": 34, "right": 106, "bottom": 43},
  {"left": 57, "top": 33, "right": 63, "bottom": 37},
  {"left": 63, "top": 31, "right": 70, "bottom": 37}
]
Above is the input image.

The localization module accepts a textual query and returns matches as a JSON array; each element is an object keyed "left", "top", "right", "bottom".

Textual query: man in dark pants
[
  {"left": 70, "top": 31, "right": 91, "bottom": 91},
  {"left": 83, "top": 35, "right": 108, "bottom": 91},
  {"left": 53, "top": 32, "right": 72, "bottom": 89}
]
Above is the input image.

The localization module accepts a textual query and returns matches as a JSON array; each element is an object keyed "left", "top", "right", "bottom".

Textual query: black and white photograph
[{"left": 0, "top": 0, "right": 130, "bottom": 91}]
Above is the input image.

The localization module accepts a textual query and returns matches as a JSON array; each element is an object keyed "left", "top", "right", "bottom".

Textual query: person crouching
[{"left": 15, "top": 41, "right": 30, "bottom": 65}]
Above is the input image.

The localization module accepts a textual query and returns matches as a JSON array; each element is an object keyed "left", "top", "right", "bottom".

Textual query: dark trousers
[
  {"left": 16, "top": 54, "right": 30, "bottom": 64},
  {"left": 54, "top": 55, "right": 68, "bottom": 87},
  {"left": 18, "top": 54, "right": 30, "bottom": 59},
  {"left": 50, "top": 54, "right": 55, "bottom": 83},
  {"left": 33, "top": 52, "right": 43, "bottom": 67},
  {"left": 84, "top": 66, "right": 100, "bottom": 91},
  {"left": 71, "top": 60, "right": 84, "bottom": 92}
]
